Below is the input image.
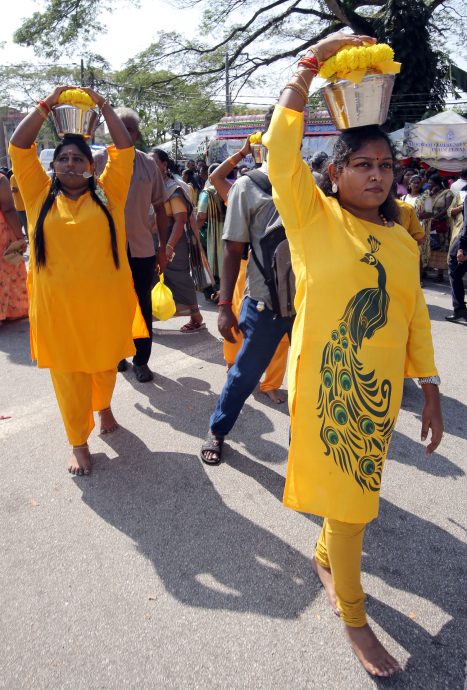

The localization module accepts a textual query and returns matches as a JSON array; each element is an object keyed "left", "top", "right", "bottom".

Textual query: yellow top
[
  {"left": 264, "top": 106, "right": 437, "bottom": 523},
  {"left": 164, "top": 196, "right": 186, "bottom": 217},
  {"left": 9, "top": 142, "right": 147, "bottom": 372},
  {"left": 397, "top": 200, "right": 424, "bottom": 242},
  {"left": 10, "top": 173, "right": 25, "bottom": 212}
]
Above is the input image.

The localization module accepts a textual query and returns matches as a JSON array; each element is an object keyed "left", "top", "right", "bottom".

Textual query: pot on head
[
  {"left": 321, "top": 73, "right": 395, "bottom": 130},
  {"left": 51, "top": 104, "right": 99, "bottom": 139},
  {"left": 250, "top": 144, "right": 267, "bottom": 165}
]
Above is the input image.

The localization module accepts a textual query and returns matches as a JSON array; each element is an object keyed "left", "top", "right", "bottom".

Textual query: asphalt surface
[{"left": 1, "top": 280, "right": 466, "bottom": 690}]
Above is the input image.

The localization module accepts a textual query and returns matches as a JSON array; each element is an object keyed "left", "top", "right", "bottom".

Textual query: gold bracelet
[
  {"left": 306, "top": 46, "right": 322, "bottom": 66},
  {"left": 35, "top": 105, "right": 48, "bottom": 121},
  {"left": 282, "top": 84, "right": 308, "bottom": 106},
  {"left": 292, "top": 70, "right": 312, "bottom": 92},
  {"left": 284, "top": 81, "right": 309, "bottom": 103},
  {"left": 289, "top": 80, "right": 309, "bottom": 100}
]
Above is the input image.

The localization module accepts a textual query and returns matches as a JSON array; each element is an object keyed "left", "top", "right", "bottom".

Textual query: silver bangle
[{"left": 418, "top": 376, "right": 441, "bottom": 386}]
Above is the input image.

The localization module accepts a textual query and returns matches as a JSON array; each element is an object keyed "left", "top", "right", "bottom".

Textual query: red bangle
[
  {"left": 298, "top": 56, "right": 319, "bottom": 73},
  {"left": 37, "top": 100, "right": 51, "bottom": 113},
  {"left": 218, "top": 300, "right": 233, "bottom": 306}
]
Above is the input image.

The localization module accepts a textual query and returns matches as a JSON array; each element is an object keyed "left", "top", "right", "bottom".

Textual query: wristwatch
[{"left": 418, "top": 376, "right": 441, "bottom": 386}]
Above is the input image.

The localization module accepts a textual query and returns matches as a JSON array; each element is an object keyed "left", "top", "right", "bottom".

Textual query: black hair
[
  {"left": 320, "top": 126, "right": 400, "bottom": 224},
  {"left": 152, "top": 148, "right": 177, "bottom": 179},
  {"left": 429, "top": 173, "right": 443, "bottom": 188},
  {"left": 263, "top": 105, "right": 275, "bottom": 135},
  {"left": 34, "top": 135, "right": 119, "bottom": 270},
  {"left": 407, "top": 174, "right": 421, "bottom": 193},
  {"left": 460, "top": 168, "right": 467, "bottom": 179},
  {"left": 208, "top": 163, "right": 220, "bottom": 176}
]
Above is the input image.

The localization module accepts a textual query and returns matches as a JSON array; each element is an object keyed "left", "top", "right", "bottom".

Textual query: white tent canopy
[
  {"left": 403, "top": 110, "right": 467, "bottom": 172},
  {"left": 156, "top": 125, "right": 217, "bottom": 160}
]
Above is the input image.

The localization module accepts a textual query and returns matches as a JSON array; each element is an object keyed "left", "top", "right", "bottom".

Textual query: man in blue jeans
[{"left": 200, "top": 108, "right": 293, "bottom": 465}]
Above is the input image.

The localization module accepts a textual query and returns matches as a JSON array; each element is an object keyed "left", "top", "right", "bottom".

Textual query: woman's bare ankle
[
  {"left": 69, "top": 443, "right": 91, "bottom": 476},
  {"left": 311, "top": 557, "right": 339, "bottom": 616},
  {"left": 98, "top": 406, "right": 119, "bottom": 434},
  {"left": 345, "top": 623, "right": 402, "bottom": 677}
]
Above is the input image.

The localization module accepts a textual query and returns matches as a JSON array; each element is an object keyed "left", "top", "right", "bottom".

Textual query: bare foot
[
  {"left": 261, "top": 388, "right": 287, "bottom": 404},
  {"left": 346, "top": 624, "right": 402, "bottom": 677},
  {"left": 98, "top": 407, "right": 119, "bottom": 434},
  {"left": 68, "top": 444, "right": 91, "bottom": 476},
  {"left": 311, "top": 557, "right": 339, "bottom": 616}
]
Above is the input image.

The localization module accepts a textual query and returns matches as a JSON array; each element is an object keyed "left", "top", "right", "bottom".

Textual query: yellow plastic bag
[{"left": 151, "top": 274, "right": 176, "bottom": 321}]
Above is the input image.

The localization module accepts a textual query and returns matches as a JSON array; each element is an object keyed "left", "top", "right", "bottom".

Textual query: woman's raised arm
[
  {"left": 10, "top": 86, "right": 71, "bottom": 149},
  {"left": 278, "top": 32, "right": 376, "bottom": 114},
  {"left": 210, "top": 138, "right": 251, "bottom": 204},
  {"left": 80, "top": 87, "right": 132, "bottom": 149}
]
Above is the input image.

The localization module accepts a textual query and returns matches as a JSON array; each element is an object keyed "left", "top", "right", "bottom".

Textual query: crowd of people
[{"left": 2, "top": 29, "right": 467, "bottom": 680}]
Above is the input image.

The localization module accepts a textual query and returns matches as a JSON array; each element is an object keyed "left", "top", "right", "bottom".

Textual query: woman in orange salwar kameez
[
  {"left": 10, "top": 86, "right": 147, "bottom": 476},
  {"left": 0, "top": 174, "right": 28, "bottom": 322}
]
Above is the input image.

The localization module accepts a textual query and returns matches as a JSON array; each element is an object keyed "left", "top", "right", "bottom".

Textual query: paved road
[{"left": 1, "top": 282, "right": 466, "bottom": 690}]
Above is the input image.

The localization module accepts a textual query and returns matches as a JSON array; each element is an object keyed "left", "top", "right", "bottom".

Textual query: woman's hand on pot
[
  {"left": 311, "top": 31, "right": 376, "bottom": 64},
  {"left": 43, "top": 85, "right": 74, "bottom": 109},
  {"left": 240, "top": 138, "right": 252, "bottom": 158},
  {"left": 80, "top": 87, "right": 106, "bottom": 108}
]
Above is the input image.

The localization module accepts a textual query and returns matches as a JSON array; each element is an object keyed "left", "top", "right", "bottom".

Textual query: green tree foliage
[
  {"left": 12, "top": 0, "right": 467, "bottom": 128},
  {"left": 0, "top": 59, "right": 225, "bottom": 146}
]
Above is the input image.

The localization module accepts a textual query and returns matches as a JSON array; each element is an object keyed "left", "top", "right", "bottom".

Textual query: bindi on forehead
[{"left": 351, "top": 155, "right": 393, "bottom": 162}]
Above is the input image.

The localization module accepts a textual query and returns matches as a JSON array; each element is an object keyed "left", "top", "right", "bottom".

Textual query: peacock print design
[{"left": 317, "top": 235, "right": 395, "bottom": 493}]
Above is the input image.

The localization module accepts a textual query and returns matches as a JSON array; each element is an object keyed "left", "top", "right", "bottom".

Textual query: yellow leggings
[
  {"left": 314, "top": 518, "right": 367, "bottom": 627},
  {"left": 223, "top": 259, "right": 289, "bottom": 391},
  {"left": 50, "top": 369, "right": 117, "bottom": 446}
]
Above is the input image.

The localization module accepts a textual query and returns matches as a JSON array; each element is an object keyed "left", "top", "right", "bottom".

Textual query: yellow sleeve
[
  {"left": 262, "top": 105, "right": 317, "bottom": 234},
  {"left": 168, "top": 196, "right": 187, "bottom": 215},
  {"left": 8, "top": 143, "right": 51, "bottom": 213},
  {"left": 404, "top": 286, "right": 438, "bottom": 378},
  {"left": 397, "top": 201, "right": 424, "bottom": 241},
  {"left": 99, "top": 145, "right": 135, "bottom": 208}
]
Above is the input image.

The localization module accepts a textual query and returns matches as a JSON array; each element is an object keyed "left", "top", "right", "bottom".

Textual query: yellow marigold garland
[
  {"left": 249, "top": 131, "right": 262, "bottom": 145},
  {"left": 319, "top": 43, "right": 401, "bottom": 84},
  {"left": 58, "top": 89, "right": 96, "bottom": 110}
]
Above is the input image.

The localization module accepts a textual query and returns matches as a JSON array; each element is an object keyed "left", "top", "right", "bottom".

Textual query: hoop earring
[{"left": 331, "top": 182, "right": 338, "bottom": 194}]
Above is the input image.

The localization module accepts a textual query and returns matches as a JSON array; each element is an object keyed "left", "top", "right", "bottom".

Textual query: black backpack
[{"left": 245, "top": 170, "right": 296, "bottom": 319}]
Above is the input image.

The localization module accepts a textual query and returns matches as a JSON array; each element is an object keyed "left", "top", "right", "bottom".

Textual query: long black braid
[{"left": 34, "top": 135, "right": 119, "bottom": 270}]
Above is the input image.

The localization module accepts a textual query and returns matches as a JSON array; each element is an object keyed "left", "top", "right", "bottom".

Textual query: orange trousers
[
  {"left": 50, "top": 369, "right": 117, "bottom": 446},
  {"left": 223, "top": 259, "right": 289, "bottom": 391}
]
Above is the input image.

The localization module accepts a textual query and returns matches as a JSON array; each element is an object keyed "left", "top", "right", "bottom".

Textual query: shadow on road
[
  {"left": 130, "top": 372, "right": 288, "bottom": 462},
  {"left": 225, "top": 451, "right": 466, "bottom": 688},
  {"left": 364, "top": 499, "right": 467, "bottom": 690},
  {"left": 77, "top": 427, "right": 317, "bottom": 620},
  {"left": 0, "top": 318, "right": 33, "bottom": 367}
]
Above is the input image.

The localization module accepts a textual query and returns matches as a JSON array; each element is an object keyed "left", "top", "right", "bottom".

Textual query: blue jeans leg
[{"left": 210, "top": 297, "right": 292, "bottom": 437}]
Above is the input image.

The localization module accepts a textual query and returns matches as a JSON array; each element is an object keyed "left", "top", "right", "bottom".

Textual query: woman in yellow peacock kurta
[
  {"left": 263, "top": 32, "right": 443, "bottom": 679},
  {"left": 9, "top": 86, "right": 147, "bottom": 477}
]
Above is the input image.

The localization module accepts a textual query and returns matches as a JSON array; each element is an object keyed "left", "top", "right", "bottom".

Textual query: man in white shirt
[{"left": 450, "top": 168, "right": 467, "bottom": 194}]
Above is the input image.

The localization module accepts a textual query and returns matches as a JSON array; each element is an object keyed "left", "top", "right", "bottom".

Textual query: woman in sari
[
  {"left": 152, "top": 149, "right": 205, "bottom": 332},
  {"left": 427, "top": 175, "right": 453, "bottom": 281},
  {"left": 402, "top": 174, "right": 432, "bottom": 278},
  {"left": 196, "top": 163, "right": 228, "bottom": 295},
  {"left": 0, "top": 174, "right": 28, "bottom": 322}
]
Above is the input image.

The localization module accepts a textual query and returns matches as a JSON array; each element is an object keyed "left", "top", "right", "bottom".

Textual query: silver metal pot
[
  {"left": 321, "top": 73, "right": 395, "bottom": 129},
  {"left": 50, "top": 104, "right": 100, "bottom": 139},
  {"left": 251, "top": 144, "right": 267, "bottom": 164}
]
